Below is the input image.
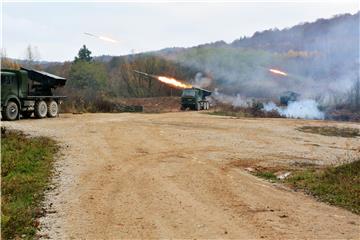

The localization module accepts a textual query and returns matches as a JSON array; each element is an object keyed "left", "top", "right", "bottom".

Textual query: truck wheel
[
  {"left": 3, "top": 101, "right": 19, "bottom": 121},
  {"left": 195, "top": 103, "right": 200, "bottom": 111},
  {"left": 47, "top": 100, "right": 58, "bottom": 118},
  {"left": 34, "top": 100, "right": 48, "bottom": 118}
]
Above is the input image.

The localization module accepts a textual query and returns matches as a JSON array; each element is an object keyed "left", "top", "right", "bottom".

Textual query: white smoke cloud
[
  {"left": 264, "top": 99, "right": 325, "bottom": 119},
  {"left": 192, "top": 72, "right": 212, "bottom": 88},
  {"left": 212, "top": 88, "right": 251, "bottom": 107},
  {"left": 212, "top": 88, "right": 325, "bottom": 120}
]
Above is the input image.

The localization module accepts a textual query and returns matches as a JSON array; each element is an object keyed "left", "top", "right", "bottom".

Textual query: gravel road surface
[{"left": 3, "top": 112, "right": 360, "bottom": 239}]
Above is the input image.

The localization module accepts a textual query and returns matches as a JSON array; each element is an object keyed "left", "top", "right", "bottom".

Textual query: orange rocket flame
[
  {"left": 269, "top": 68, "right": 288, "bottom": 76},
  {"left": 157, "top": 76, "right": 192, "bottom": 89}
]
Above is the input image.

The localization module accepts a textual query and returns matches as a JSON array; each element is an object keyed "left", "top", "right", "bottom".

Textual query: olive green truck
[
  {"left": 181, "top": 87, "right": 212, "bottom": 111},
  {"left": 1, "top": 67, "right": 66, "bottom": 121}
]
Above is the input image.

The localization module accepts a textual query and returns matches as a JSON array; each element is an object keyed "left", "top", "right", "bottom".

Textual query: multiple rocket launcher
[{"left": 133, "top": 70, "right": 192, "bottom": 89}]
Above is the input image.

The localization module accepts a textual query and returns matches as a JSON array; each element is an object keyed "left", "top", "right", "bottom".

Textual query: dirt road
[{"left": 3, "top": 113, "right": 360, "bottom": 239}]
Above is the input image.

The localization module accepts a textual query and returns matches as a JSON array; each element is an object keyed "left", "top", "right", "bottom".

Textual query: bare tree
[
  {"left": 24, "top": 44, "right": 40, "bottom": 67},
  {"left": 354, "top": 77, "right": 360, "bottom": 111}
]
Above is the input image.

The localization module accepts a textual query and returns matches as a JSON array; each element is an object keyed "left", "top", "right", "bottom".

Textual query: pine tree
[{"left": 74, "top": 45, "right": 92, "bottom": 62}]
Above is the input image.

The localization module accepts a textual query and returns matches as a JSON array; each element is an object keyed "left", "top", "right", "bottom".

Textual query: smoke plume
[
  {"left": 264, "top": 100, "right": 325, "bottom": 119},
  {"left": 192, "top": 72, "right": 212, "bottom": 88},
  {"left": 212, "top": 89, "right": 251, "bottom": 107}
]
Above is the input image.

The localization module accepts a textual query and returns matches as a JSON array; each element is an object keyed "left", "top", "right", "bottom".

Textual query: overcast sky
[{"left": 1, "top": 1, "right": 359, "bottom": 62}]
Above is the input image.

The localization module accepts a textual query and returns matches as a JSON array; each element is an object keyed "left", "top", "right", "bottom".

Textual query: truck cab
[{"left": 181, "top": 87, "right": 211, "bottom": 111}]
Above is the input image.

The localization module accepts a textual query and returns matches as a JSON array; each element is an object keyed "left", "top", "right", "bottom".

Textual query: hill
[{"left": 155, "top": 12, "right": 359, "bottom": 99}]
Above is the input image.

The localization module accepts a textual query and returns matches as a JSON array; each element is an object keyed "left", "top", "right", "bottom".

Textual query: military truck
[
  {"left": 280, "top": 91, "right": 300, "bottom": 106},
  {"left": 181, "top": 87, "right": 212, "bottom": 111},
  {"left": 1, "top": 67, "right": 66, "bottom": 121}
]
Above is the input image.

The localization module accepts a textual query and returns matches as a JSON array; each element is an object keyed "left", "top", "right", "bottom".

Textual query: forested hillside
[{"left": 157, "top": 12, "right": 359, "bottom": 99}]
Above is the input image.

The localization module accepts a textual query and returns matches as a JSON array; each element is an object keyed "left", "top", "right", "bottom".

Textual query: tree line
[{"left": 45, "top": 45, "right": 199, "bottom": 112}]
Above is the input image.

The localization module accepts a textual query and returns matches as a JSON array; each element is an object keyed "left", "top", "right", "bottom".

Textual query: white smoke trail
[
  {"left": 98, "top": 36, "right": 118, "bottom": 43},
  {"left": 84, "top": 32, "right": 118, "bottom": 43}
]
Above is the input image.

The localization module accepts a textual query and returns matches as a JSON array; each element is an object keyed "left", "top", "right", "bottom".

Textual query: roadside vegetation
[
  {"left": 253, "top": 160, "right": 360, "bottom": 214},
  {"left": 255, "top": 171, "right": 278, "bottom": 181},
  {"left": 297, "top": 126, "right": 360, "bottom": 138},
  {"left": 1, "top": 129, "right": 58, "bottom": 239},
  {"left": 286, "top": 160, "right": 360, "bottom": 214}
]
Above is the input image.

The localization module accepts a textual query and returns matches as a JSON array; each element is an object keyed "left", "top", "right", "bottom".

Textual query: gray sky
[{"left": 2, "top": 1, "right": 359, "bottom": 62}]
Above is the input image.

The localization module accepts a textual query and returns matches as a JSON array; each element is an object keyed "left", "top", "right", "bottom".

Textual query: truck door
[{"left": 1, "top": 74, "right": 18, "bottom": 102}]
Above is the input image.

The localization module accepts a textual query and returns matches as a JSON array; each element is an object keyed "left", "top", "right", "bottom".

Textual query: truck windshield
[{"left": 182, "top": 89, "right": 196, "bottom": 97}]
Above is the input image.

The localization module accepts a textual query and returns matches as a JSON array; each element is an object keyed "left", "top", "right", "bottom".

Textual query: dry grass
[
  {"left": 209, "top": 101, "right": 283, "bottom": 118},
  {"left": 297, "top": 126, "right": 360, "bottom": 138}
]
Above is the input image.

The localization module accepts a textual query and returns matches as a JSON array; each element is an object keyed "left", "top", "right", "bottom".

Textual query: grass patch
[
  {"left": 297, "top": 126, "right": 360, "bottom": 138},
  {"left": 255, "top": 171, "right": 278, "bottom": 181},
  {"left": 1, "top": 129, "right": 58, "bottom": 239},
  {"left": 286, "top": 160, "right": 360, "bottom": 214}
]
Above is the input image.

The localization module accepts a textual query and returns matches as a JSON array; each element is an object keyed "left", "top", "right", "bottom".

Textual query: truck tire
[
  {"left": 34, "top": 100, "right": 48, "bottom": 118},
  {"left": 195, "top": 102, "right": 200, "bottom": 111},
  {"left": 3, "top": 101, "right": 19, "bottom": 121},
  {"left": 47, "top": 100, "right": 58, "bottom": 118}
]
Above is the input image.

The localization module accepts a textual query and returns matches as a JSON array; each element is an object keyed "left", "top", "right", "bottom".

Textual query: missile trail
[
  {"left": 269, "top": 68, "right": 288, "bottom": 76},
  {"left": 83, "top": 32, "right": 118, "bottom": 43}
]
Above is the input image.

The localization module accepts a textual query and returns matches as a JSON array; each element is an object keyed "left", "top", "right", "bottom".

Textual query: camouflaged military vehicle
[
  {"left": 280, "top": 91, "right": 300, "bottom": 106},
  {"left": 1, "top": 67, "right": 66, "bottom": 121},
  {"left": 181, "top": 87, "right": 212, "bottom": 111}
]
